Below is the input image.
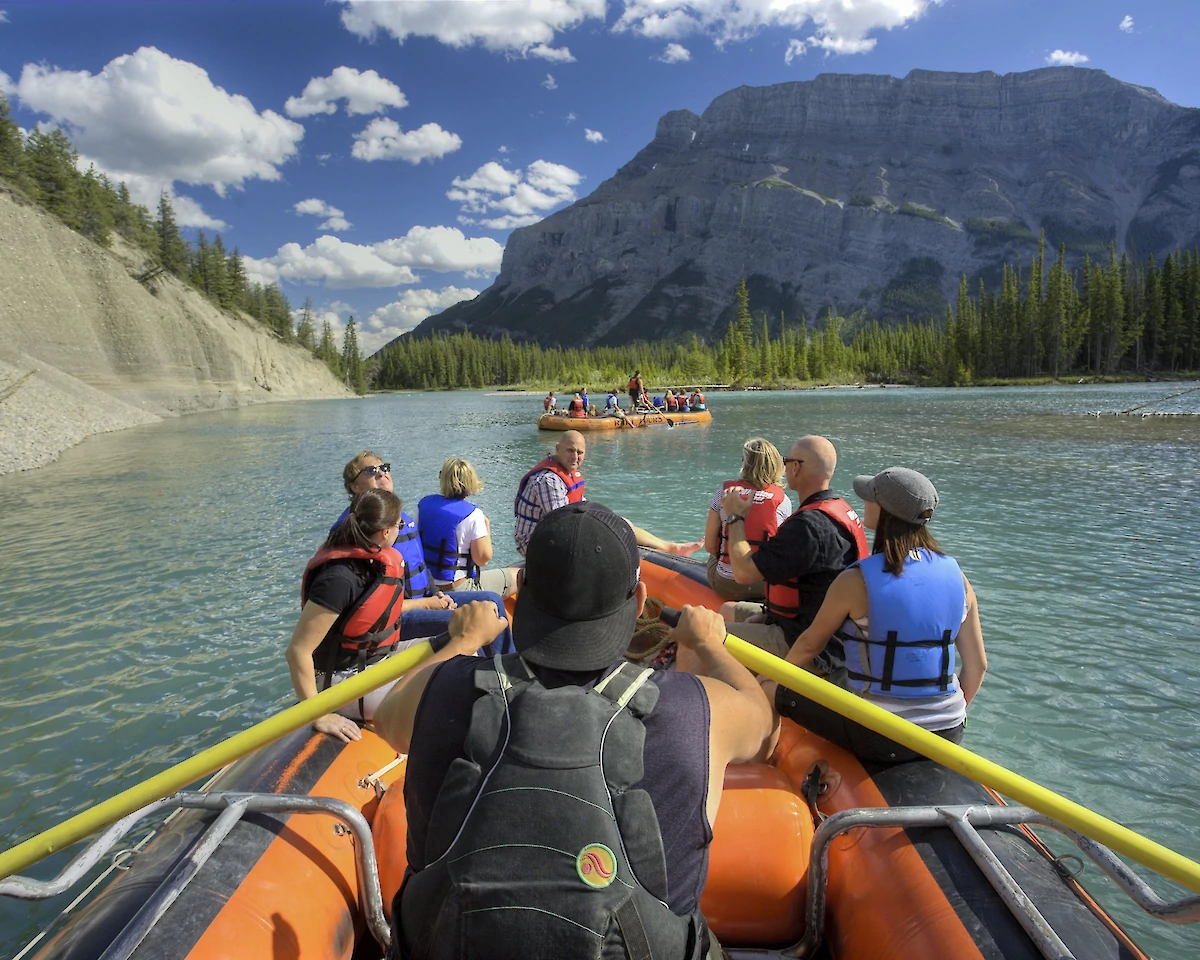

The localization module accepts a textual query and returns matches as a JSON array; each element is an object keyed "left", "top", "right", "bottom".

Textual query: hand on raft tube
[{"left": 313, "top": 713, "right": 362, "bottom": 744}]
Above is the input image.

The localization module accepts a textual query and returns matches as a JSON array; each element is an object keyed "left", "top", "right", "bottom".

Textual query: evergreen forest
[{"left": 0, "top": 94, "right": 367, "bottom": 393}]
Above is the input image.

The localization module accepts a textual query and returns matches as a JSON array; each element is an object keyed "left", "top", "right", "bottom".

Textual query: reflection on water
[{"left": 1, "top": 383, "right": 1198, "bottom": 956}]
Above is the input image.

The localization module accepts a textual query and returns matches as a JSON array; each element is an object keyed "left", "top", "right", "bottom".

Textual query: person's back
[
  {"left": 376, "top": 502, "right": 773, "bottom": 959},
  {"left": 568, "top": 393, "right": 586, "bottom": 418}
]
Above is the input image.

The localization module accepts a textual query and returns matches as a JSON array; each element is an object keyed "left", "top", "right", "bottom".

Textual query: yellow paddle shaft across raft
[
  {"left": 0, "top": 640, "right": 439, "bottom": 881},
  {"left": 725, "top": 633, "right": 1200, "bottom": 895}
]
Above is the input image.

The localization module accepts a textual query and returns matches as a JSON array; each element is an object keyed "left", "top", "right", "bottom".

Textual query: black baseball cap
[{"left": 513, "top": 501, "right": 641, "bottom": 671}]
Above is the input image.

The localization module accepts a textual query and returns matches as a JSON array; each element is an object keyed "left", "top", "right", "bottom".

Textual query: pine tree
[
  {"left": 0, "top": 94, "right": 33, "bottom": 196},
  {"left": 296, "top": 296, "right": 317, "bottom": 349},
  {"left": 155, "top": 191, "right": 189, "bottom": 277},
  {"left": 24, "top": 128, "right": 81, "bottom": 228},
  {"left": 77, "top": 165, "right": 114, "bottom": 246}
]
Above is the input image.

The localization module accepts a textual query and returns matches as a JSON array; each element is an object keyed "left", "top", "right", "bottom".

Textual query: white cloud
[
  {"left": 1046, "top": 49, "right": 1089, "bottom": 66},
  {"left": 0, "top": 69, "right": 13, "bottom": 95},
  {"left": 338, "top": 0, "right": 599, "bottom": 62},
  {"left": 542, "top": 73, "right": 559, "bottom": 90},
  {"left": 1118, "top": 15, "right": 1134, "bottom": 33},
  {"left": 365, "top": 286, "right": 481, "bottom": 344},
  {"left": 293, "top": 197, "right": 352, "bottom": 232},
  {"left": 284, "top": 66, "right": 407, "bottom": 117},
  {"left": 566, "top": 111, "right": 577, "bottom": 122},
  {"left": 13, "top": 46, "right": 303, "bottom": 197},
  {"left": 658, "top": 43, "right": 692, "bottom": 62},
  {"left": 498, "top": 144, "right": 510, "bottom": 154},
  {"left": 316, "top": 152, "right": 332, "bottom": 164},
  {"left": 785, "top": 38, "right": 807, "bottom": 63},
  {"left": 245, "top": 226, "right": 503, "bottom": 290},
  {"left": 85, "top": 164, "right": 227, "bottom": 229},
  {"left": 584, "top": 128, "right": 605, "bottom": 143},
  {"left": 0, "top": 10, "right": 8, "bottom": 23},
  {"left": 616, "top": 0, "right": 939, "bottom": 57},
  {"left": 449, "top": 158, "right": 582, "bottom": 230},
  {"left": 171, "top": 193, "right": 228, "bottom": 230},
  {"left": 351, "top": 116, "right": 462, "bottom": 163}
]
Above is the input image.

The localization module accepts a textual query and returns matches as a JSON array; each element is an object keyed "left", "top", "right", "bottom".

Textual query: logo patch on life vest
[{"left": 575, "top": 843, "right": 617, "bottom": 888}]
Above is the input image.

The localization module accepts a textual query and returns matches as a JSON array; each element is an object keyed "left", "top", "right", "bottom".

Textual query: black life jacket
[{"left": 395, "top": 656, "right": 705, "bottom": 960}]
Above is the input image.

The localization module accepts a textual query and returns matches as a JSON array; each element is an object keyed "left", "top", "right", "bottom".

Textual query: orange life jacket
[
  {"left": 718, "top": 481, "right": 787, "bottom": 565},
  {"left": 568, "top": 398, "right": 586, "bottom": 417},
  {"left": 514, "top": 456, "right": 586, "bottom": 522},
  {"left": 692, "top": 391, "right": 705, "bottom": 406},
  {"left": 627, "top": 377, "right": 638, "bottom": 392},
  {"left": 301, "top": 545, "right": 406, "bottom": 682},
  {"left": 765, "top": 497, "right": 869, "bottom": 623}
]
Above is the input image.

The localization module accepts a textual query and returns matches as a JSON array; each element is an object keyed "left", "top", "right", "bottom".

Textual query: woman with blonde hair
[
  {"left": 704, "top": 438, "right": 793, "bottom": 601},
  {"left": 418, "top": 457, "right": 521, "bottom": 597}
]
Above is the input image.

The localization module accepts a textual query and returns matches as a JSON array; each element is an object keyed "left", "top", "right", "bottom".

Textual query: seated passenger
[
  {"left": 704, "top": 438, "right": 793, "bottom": 602},
  {"left": 375, "top": 502, "right": 774, "bottom": 958},
  {"left": 690, "top": 388, "right": 706, "bottom": 411},
  {"left": 766, "top": 467, "right": 987, "bottom": 764},
  {"left": 568, "top": 392, "right": 587, "bottom": 418},
  {"left": 604, "top": 389, "right": 621, "bottom": 414},
  {"left": 336, "top": 451, "right": 512, "bottom": 654},
  {"left": 652, "top": 394, "right": 664, "bottom": 409},
  {"left": 543, "top": 390, "right": 556, "bottom": 413},
  {"left": 665, "top": 389, "right": 678, "bottom": 412},
  {"left": 289, "top": 488, "right": 408, "bottom": 740},
  {"left": 580, "top": 388, "right": 590, "bottom": 411},
  {"left": 418, "top": 458, "right": 519, "bottom": 598},
  {"left": 677, "top": 388, "right": 690, "bottom": 412}
]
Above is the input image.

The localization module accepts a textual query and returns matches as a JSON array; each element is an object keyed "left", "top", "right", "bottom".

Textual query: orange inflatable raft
[
  {"left": 15, "top": 553, "right": 1154, "bottom": 960},
  {"left": 538, "top": 409, "right": 712, "bottom": 430}
]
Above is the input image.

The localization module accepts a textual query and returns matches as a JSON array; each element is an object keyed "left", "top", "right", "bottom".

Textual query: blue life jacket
[
  {"left": 417, "top": 494, "right": 480, "bottom": 584},
  {"left": 842, "top": 549, "right": 965, "bottom": 698},
  {"left": 331, "top": 507, "right": 431, "bottom": 598}
]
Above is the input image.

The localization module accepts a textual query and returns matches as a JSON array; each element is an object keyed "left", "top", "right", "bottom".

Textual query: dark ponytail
[{"left": 324, "top": 489, "right": 402, "bottom": 553}]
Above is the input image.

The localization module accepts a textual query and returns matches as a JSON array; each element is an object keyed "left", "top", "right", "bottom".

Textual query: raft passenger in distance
[
  {"left": 418, "top": 457, "right": 520, "bottom": 599},
  {"left": 704, "top": 438, "right": 793, "bottom": 602},
  {"left": 766, "top": 467, "right": 987, "bottom": 764}
]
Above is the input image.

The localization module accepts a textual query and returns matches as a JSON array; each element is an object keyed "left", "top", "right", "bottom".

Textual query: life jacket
[
  {"left": 605, "top": 393, "right": 618, "bottom": 409},
  {"left": 691, "top": 391, "right": 706, "bottom": 408},
  {"left": 841, "top": 550, "right": 965, "bottom": 698},
  {"left": 300, "top": 545, "right": 405, "bottom": 681},
  {"left": 666, "top": 394, "right": 679, "bottom": 411},
  {"left": 332, "top": 507, "right": 430, "bottom": 598},
  {"left": 514, "top": 456, "right": 586, "bottom": 522},
  {"left": 543, "top": 396, "right": 554, "bottom": 411},
  {"left": 568, "top": 398, "right": 586, "bottom": 417},
  {"left": 395, "top": 656, "right": 704, "bottom": 960},
  {"left": 765, "top": 496, "right": 869, "bottom": 624},
  {"left": 627, "top": 376, "right": 638, "bottom": 392},
  {"left": 717, "top": 481, "right": 786, "bottom": 570},
  {"left": 417, "top": 494, "right": 480, "bottom": 584}
]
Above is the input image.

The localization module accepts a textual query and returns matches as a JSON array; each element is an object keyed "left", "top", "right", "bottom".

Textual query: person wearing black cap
[
  {"left": 374, "top": 501, "right": 773, "bottom": 960},
  {"left": 764, "top": 466, "right": 988, "bottom": 764}
]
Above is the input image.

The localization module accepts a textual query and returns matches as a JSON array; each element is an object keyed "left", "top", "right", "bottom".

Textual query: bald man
[
  {"left": 514, "top": 430, "right": 701, "bottom": 558},
  {"left": 719, "top": 435, "right": 868, "bottom": 678}
]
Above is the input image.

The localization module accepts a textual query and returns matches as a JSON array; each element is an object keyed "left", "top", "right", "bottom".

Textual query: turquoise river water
[{"left": 1, "top": 383, "right": 1198, "bottom": 957}]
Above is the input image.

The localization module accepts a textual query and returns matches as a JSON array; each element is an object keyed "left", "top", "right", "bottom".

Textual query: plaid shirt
[{"left": 514, "top": 469, "right": 575, "bottom": 556}]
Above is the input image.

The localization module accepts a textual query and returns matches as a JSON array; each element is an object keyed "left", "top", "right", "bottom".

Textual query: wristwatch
[{"left": 727, "top": 515, "right": 746, "bottom": 524}]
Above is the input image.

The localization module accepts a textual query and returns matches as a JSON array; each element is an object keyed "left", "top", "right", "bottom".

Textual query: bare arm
[
  {"left": 629, "top": 522, "right": 703, "bottom": 557},
  {"left": 784, "top": 567, "right": 864, "bottom": 668},
  {"left": 672, "top": 606, "right": 774, "bottom": 824},
  {"left": 374, "top": 602, "right": 508, "bottom": 754},
  {"left": 703, "top": 507, "right": 722, "bottom": 557},
  {"left": 955, "top": 575, "right": 987, "bottom": 705},
  {"left": 470, "top": 534, "right": 494, "bottom": 568},
  {"left": 286, "top": 601, "right": 362, "bottom": 742}
]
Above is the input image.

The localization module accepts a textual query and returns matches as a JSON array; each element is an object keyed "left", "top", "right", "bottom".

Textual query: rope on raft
[{"left": 625, "top": 597, "right": 677, "bottom": 669}]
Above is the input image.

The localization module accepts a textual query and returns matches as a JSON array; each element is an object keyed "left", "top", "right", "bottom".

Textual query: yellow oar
[
  {"left": 723, "top": 632, "right": 1200, "bottom": 894},
  {"left": 0, "top": 640, "right": 439, "bottom": 882}
]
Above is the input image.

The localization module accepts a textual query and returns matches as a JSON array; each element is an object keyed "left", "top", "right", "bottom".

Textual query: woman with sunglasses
[
  {"left": 336, "top": 451, "right": 513, "bottom": 654},
  {"left": 289, "top": 487, "right": 408, "bottom": 742},
  {"left": 764, "top": 467, "right": 987, "bottom": 764},
  {"left": 704, "top": 438, "right": 792, "bottom": 601}
]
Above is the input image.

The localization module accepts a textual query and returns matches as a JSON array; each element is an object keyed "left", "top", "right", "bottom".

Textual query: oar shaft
[
  {"left": 722, "top": 635, "right": 1200, "bottom": 894},
  {"left": 0, "top": 640, "right": 438, "bottom": 881}
]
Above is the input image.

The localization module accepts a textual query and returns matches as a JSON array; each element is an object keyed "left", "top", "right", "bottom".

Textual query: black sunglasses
[
  {"left": 782, "top": 457, "right": 804, "bottom": 467},
  {"left": 356, "top": 462, "right": 392, "bottom": 480}
]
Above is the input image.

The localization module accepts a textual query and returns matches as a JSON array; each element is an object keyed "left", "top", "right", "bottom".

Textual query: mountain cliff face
[
  {"left": 413, "top": 68, "right": 1200, "bottom": 346},
  {"left": 0, "top": 188, "right": 350, "bottom": 474}
]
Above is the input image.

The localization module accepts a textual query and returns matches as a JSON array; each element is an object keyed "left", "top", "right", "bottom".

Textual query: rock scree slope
[
  {"left": 408, "top": 67, "right": 1200, "bottom": 348},
  {"left": 0, "top": 188, "right": 351, "bottom": 475}
]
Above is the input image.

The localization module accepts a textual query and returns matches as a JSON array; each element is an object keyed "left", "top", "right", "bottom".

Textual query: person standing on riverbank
[
  {"left": 514, "top": 431, "right": 702, "bottom": 558},
  {"left": 719, "top": 436, "right": 867, "bottom": 677},
  {"left": 766, "top": 467, "right": 987, "bottom": 763}
]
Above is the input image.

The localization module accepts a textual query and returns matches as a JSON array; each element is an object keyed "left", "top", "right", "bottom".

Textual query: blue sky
[{"left": 2, "top": 0, "right": 1196, "bottom": 353}]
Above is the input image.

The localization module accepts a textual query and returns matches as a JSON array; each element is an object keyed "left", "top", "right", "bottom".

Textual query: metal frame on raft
[{"left": 4, "top": 791, "right": 1198, "bottom": 960}]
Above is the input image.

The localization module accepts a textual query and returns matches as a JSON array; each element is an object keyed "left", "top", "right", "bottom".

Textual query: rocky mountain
[
  {"left": 0, "top": 188, "right": 350, "bottom": 474},
  {"left": 411, "top": 67, "right": 1200, "bottom": 347}
]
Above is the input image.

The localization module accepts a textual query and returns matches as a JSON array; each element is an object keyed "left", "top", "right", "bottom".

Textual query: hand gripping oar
[
  {"left": 657, "top": 606, "right": 1200, "bottom": 895},
  {"left": 0, "top": 638, "right": 443, "bottom": 882}
]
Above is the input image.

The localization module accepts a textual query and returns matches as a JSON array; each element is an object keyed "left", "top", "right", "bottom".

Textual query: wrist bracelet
[{"left": 727, "top": 515, "right": 746, "bottom": 524}]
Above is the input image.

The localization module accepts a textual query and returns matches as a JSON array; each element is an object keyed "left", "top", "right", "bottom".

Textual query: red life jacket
[
  {"left": 627, "top": 377, "right": 638, "bottom": 392},
  {"left": 666, "top": 394, "right": 679, "bottom": 412},
  {"left": 692, "top": 391, "right": 705, "bottom": 406},
  {"left": 514, "top": 456, "right": 586, "bottom": 522},
  {"left": 301, "top": 545, "right": 406, "bottom": 681},
  {"left": 568, "top": 398, "right": 586, "bottom": 417},
  {"left": 765, "top": 497, "right": 869, "bottom": 623},
  {"left": 718, "top": 481, "right": 787, "bottom": 565}
]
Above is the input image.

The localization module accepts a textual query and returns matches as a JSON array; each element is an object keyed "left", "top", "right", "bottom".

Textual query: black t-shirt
[
  {"left": 751, "top": 490, "right": 860, "bottom": 641},
  {"left": 402, "top": 655, "right": 712, "bottom": 915},
  {"left": 305, "top": 559, "right": 373, "bottom": 615}
]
